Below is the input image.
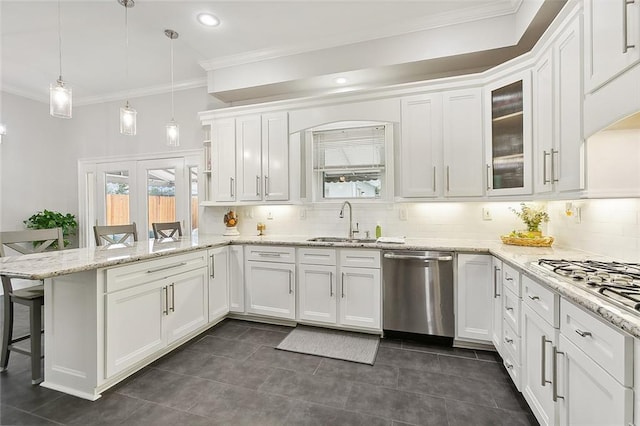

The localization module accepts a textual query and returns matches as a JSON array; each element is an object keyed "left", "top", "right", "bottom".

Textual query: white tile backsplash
[{"left": 202, "top": 198, "right": 640, "bottom": 262}]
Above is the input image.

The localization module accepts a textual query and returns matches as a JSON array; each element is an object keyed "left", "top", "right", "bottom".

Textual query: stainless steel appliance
[
  {"left": 532, "top": 259, "right": 640, "bottom": 314},
  {"left": 383, "top": 250, "right": 454, "bottom": 337}
]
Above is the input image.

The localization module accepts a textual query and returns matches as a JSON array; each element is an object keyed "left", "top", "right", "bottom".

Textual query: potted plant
[
  {"left": 509, "top": 203, "right": 549, "bottom": 237},
  {"left": 24, "top": 209, "right": 78, "bottom": 248}
]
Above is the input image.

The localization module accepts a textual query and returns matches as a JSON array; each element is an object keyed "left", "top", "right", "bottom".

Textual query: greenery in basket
[
  {"left": 509, "top": 203, "right": 549, "bottom": 233},
  {"left": 24, "top": 210, "right": 78, "bottom": 248}
]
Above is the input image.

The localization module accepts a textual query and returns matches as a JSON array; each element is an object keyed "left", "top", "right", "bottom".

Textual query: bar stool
[
  {"left": 93, "top": 223, "right": 138, "bottom": 246},
  {"left": 0, "top": 228, "right": 64, "bottom": 384},
  {"left": 152, "top": 221, "right": 182, "bottom": 239}
]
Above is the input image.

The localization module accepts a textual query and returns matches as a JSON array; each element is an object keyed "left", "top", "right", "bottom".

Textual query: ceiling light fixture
[
  {"left": 335, "top": 77, "right": 348, "bottom": 85},
  {"left": 119, "top": 0, "right": 136, "bottom": 136},
  {"left": 50, "top": 0, "right": 72, "bottom": 119},
  {"left": 197, "top": 13, "right": 220, "bottom": 27},
  {"left": 165, "top": 29, "right": 179, "bottom": 147}
]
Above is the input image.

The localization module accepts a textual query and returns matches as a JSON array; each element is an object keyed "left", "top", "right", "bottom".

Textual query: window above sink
[{"left": 305, "top": 120, "right": 395, "bottom": 203}]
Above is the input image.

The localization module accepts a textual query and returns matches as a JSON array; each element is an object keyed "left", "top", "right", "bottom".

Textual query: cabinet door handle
[
  {"left": 230, "top": 177, "right": 235, "bottom": 197},
  {"left": 506, "top": 306, "right": 514, "bottom": 312},
  {"left": 575, "top": 329, "right": 592, "bottom": 338},
  {"left": 288, "top": 270, "right": 293, "bottom": 294},
  {"left": 543, "top": 150, "right": 551, "bottom": 184},
  {"left": 505, "top": 276, "right": 514, "bottom": 282},
  {"left": 163, "top": 286, "right": 168, "bottom": 315},
  {"left": 486, "top": 164, "right": 491, "bottom": 190},
  {"left": 432, "top": 166, "right": 436, "bottom": 192},
  {"left": 147, "top": 262, "right": 187, "bottom": 274},
  {"left": 446, "top": 166, "right": 450, "bottom": 192},
  {"left": 552, "top": 345, "right": 565, "bottom": 402},
  {"left": 264, "top": 176, "right": 269, "bottom": 196},
  {"left": 341, "top": 272, "right": 345, "bottom": 298},
  {"left": 256, "top": 175, "right": 260, "bottom": 196},
  {"left": 504, "top": 337, "right": 513, "bottom": 344},
  {"left": 624, "top": 0, "right": 636, "bottom": 53},
  {"left": 493, "top": 265, "right": 501, "bottom": 298},
  {"left": 170, "top": 283, "right": 175, "bottom": 312},
  {"left": 505, "top": 361, "right": 514, "bottom": 369},
  {"left": 210, "top": 254, "right": 215, "bottom": 278},
  {"left": 329, "top": 271, "right": 333, "bottom": 297},
  {"left": 541, "top": 336, "right": 552, "bottom": 387},
  {"left": 528, "top": 294, "right": 540, "bottom": 301},
  {"left": 551, "top": 149, "right": 559, "bottom": 183}
]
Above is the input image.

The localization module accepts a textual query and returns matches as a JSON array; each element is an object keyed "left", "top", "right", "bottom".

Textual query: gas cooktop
[{"left": 532, "top": 259, "right": 640, "bottom": 315}]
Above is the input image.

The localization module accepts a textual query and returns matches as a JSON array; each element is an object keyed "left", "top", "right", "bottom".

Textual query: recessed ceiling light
[
  {"left": 197, "top": 13, "right": 220, "bottom": 27},
  {"left": 335, "top": 77, "right": 348, "bottom": 84}
]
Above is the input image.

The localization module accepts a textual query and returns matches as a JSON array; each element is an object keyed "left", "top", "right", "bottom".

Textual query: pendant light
[
  {"left": 119, "top": 0, "right": 136, "bottom": 136},
  {"left": 165, "top": 29, "right": 179, "bottom": 146},
  {"left": 50, "top": 0, "right": 72, "bottom": 119}
]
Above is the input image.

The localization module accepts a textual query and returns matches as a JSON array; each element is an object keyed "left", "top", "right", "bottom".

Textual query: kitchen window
[{"left": 309, "top": 121, "right": 394, "bottom": 201}]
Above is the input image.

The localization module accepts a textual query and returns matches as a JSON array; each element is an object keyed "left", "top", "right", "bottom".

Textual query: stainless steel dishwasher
[{"left": 383, "top": 250, "right": 454, "bottom": 338}]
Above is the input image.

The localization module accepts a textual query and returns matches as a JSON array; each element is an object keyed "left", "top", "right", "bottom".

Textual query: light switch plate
[{"left": 399, "top": 208, "right": 408, "bottom": 221}]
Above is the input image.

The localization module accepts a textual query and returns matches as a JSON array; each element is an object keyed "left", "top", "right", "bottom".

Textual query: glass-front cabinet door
[{"left": 484, "top": 72, "right": 532, "bottom": 196}]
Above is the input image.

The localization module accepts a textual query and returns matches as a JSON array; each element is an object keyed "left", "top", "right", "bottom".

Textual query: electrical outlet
[
  {"left": 267, "top": 211, "right": 274, "bottom": 220},
  {"left": 299, "top": 208, "right": 307, "bottom": 220},
  {"left": 399, "top": 208, "right": 408, "bottom": 221},
  {"left": 573, "top": 207, "right": 581, "bottom": 224},
  {"left": 482, "top": 208, "right": 492, "bottom": 221},
  {"left": 244, "top": 209, "right": 254, "bottom": 219}
]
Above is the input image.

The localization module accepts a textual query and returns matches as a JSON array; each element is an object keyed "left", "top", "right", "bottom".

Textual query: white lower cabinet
[
  {"left": 491, "top": 257, "right": 503, "bottom": 354},
  {"left": 456, "top": 254, "right": 493, "bottom": 343},
  {"left": 245, "top": 246, "right": 296, "bottom": 320},
  {"left": 522, "top": 303, "right": 558, "bottom": 426},
  {"left": 339, "top": 266, "right": 381, "bottom": 329},
  {"left": 229, "top": 245, "right": 245, "bottom": 313},
  {"left": 298, "top": 263, "right": 337, "bottom": 324},
  {"left": 297, "top": 248, "right": 381, "bottom": 331},
  {"left": 557, "top": 335, "right": 633, "bottom": 426},
  {"left": 208, "top": 246, "right": 230, "bottom": 322},
  {"left": 104, "top": 252, "right": 209, "bottom": 378}
]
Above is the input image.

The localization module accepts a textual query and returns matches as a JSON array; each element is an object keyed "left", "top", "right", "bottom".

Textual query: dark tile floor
[{"left": 0, "top": 301, "right": 538, "bottom": 425}]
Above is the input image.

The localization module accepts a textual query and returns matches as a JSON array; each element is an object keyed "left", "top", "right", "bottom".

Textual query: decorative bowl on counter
[{"left": 500, "top": 233, "right": 554, "bottom": 247}]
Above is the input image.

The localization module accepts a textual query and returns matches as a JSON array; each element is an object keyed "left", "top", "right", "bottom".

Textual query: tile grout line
[{"left": 0, "top": 403, "right": 66, "bottom": 426}]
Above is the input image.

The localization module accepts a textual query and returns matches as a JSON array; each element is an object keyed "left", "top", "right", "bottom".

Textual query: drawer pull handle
[
  {"left": 528, "top": 295, "right": 540, "bottom": 301},
  {"left": 505, "top": 337, "right": 513, "bottom": 344},
  {"left": 147, "top": 262, "right": 188, "bottom": 274},
  {"left": 575, "top": 329, "right": 592, "bottom": 338},
  {"left": 505, "top": 361, "right": 514, "bottom": 369},
  {"left": 505, "top": 276, "right": 514, "bottom": 282},
  {"left": 258, "top": 252, "right": 282, "bottom": 257},
  {"left": 506, "top": 307, "right": 514, "bottom": 312}
]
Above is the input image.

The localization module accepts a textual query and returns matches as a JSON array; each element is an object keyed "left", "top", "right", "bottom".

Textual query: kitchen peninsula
[{"left": 1, "top": 234, "right": 638, "bottom": 410}]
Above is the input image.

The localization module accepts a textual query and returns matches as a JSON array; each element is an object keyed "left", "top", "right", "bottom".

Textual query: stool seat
[{"left": 12, "top": 285, "right": 44, "bottom": 300}]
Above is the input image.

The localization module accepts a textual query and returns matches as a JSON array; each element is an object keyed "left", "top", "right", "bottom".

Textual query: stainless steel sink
[{"left": 307, "top": 237, "right": 378, "bottom": 243}]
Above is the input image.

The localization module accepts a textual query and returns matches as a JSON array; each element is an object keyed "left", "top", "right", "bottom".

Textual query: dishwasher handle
[{"left": 383, "top": 253, "right": 452, "bottom": 261}]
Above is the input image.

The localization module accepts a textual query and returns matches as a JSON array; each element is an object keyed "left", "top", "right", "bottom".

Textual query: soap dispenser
[{"left": 375, "top": 222, "right": 382, "bottom": 238}]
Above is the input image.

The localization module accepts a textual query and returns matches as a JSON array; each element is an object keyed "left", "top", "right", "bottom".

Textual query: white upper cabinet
[
  {"left": 399, "top": 88, "right": 483, "bottom": 199},
  {"left": 236, "top": 114, "right": 263, "bottom": 202},
  {"left": 485, "top": 72, "right": 533, "bottom": 196},
  {"left": 533, "top": 13, "right": 584, "bottom": 195},
  {"left": 210, "top": 118, "right": 236, "bottom": 202},
  {"left": 399, "top": 93, "right": 442, "bottom": 198},
  {"left": 442, "top": 88, "right": 484, "bottom": 197},
  {"left": 204, "top": 112, "right": 289, "bottom": 204},
  {"left": 262, "top": 112, "right": 290, "bottom": 201},
  {"left": 584, "top": 0, "right": 640, "bottom": 93}
]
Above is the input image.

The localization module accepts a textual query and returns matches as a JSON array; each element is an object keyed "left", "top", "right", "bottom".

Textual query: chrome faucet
[{"left": 339, "top": 201, "right": 359, "bottom": 239}]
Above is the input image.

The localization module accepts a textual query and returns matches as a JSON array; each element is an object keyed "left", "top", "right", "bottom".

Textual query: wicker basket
[{"left": 500, "top": 234, "right": 554, "bottom": 247}]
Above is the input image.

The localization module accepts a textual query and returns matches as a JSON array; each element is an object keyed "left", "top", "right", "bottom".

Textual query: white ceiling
[{"left": 1, "top": 1, "right": 564, "bottom": 106}]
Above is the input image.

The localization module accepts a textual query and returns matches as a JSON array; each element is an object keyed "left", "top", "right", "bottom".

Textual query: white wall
[{"left": 1, "top": 87, "right": 221, "bottom": 233}]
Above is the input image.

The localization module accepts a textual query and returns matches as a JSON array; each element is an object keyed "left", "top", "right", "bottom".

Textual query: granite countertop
[{"left": 1, "top": 233, "right": 638, "bottom": 339}]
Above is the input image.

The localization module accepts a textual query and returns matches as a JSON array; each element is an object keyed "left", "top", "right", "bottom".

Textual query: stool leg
[
  {"left": 0, "top": 296, "right": 14, "bottom": 372},
  {"left": 29, "top": 300, "right": 43, "bottom": 384}
]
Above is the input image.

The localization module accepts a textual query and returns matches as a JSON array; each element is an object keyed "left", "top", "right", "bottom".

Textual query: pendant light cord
[
  {"left": 170, "top": 36, "right": 174, "bottom": 120},
  {"left": 57, "top": 0, "right": 63, "bottom": 80},
  {"left": 125, "top": 0, "right": 130, "bottom": 104}
]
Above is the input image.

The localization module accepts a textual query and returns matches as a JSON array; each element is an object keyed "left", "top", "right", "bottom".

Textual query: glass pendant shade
[
  {"left": 166, "top": 120, "right": 179, "bottom": 146},
  {"left": 50, "top": 79, "right": 72, "bottom": 119},
  {"left": 120, "top": 102, "right": 137, "bottom": 135}
]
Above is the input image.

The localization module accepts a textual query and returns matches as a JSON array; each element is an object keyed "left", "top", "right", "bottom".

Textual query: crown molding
[
  {"left": 2, "top": 78, "right": 207, "bottom": 107},
  {"left": 200, "top": 1, "right": 523, "bottom": 71}
]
